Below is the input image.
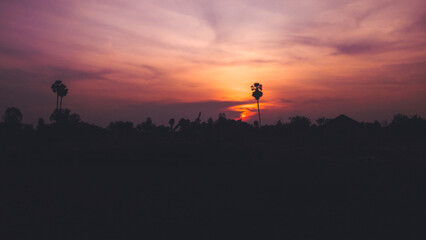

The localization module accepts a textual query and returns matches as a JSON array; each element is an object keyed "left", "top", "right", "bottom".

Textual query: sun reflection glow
[{"left": 228, "top": 102, "right": 275, "bottom": 121}]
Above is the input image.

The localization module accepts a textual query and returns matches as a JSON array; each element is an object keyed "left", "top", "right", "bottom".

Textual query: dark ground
[
  {"left": 1, "top": 120, "right": 426, "bottom": 239},
  {"left": 2, "top": 146, "right": 426, "bottom": 239}
]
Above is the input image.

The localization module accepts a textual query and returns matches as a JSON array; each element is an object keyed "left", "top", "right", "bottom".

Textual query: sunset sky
[{"left": 1, "top": 0, "right": 425, "bottom": 126}]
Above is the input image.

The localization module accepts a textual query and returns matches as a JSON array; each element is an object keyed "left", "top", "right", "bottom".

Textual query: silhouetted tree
[
  {"left": 251, "top": 83, "right": 263, "bottom": 127},
  {"left": 218, "top": 113, "right": 226, "bottom": 121},
  {"left": 69, "top": 113, "right": 81, "bottom": 123},
  {"left": 50, "top": 108, "right": 69, "bottom": 123},
  {"left": 137, "top": 118, "right": 155, "bottom": 133},
  {"left": 51, "top": 80, "right": 63, "bottom": 109},
  {"left": 49, "top": 108, "right": 80, "bottom": 124},
  {"left": 58, "top": 83, "right": 68, "bottom": 109},
  {"left": 169, "top": 118, "right": 175, "bottom": 132},
  {"left": 2, "top": 107, "right": 23, "bottom": 134},
  {"left": 195, "top": 112, "right": 201, "bottom": 125},
  {"left": 51, "top": 80, "right": 68, "bottom": 109},
  {"left": 389, "top": 114, "right": 426, "bottom": 139},
  {"left": 316, "top": 117, "right": 331, "bottom": 127},
  {"left": 391, "top": 113, "right": 410, "bottom": 126},
  {"left": 289, "top": 116, "right": 311, "bottom": 130},
  {"left": 3, "top": 107, "right": 23, "bottom": 125},
  {"left": 207, "top": 118, "right": 213, "bottom": 126},
  {"left": 37, "top": 118, "right": 45, "bottom": 131},
  {"left": 177, "top": 118, "right": 191, "bottom": 133}
]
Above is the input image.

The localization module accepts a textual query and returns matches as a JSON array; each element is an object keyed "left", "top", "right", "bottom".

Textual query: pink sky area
[{"left": 1, "top": 0, "right": 426, "bottom": 126}]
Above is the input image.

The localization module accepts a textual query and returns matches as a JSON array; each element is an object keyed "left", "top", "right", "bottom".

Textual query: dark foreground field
[
  {"left": 2, "top": 144, "right": 426, "bottom": 239},
  {"left": 1, "top": 118, "right": 426, "bottom": 239}
]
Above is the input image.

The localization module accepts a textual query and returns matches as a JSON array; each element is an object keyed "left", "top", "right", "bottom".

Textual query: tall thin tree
[
  {"left": 58, "top": 83, "right": 68, "bottom": 109},
  {"left": 251, "top": 82, "right": 263, "bottom": 127},
  {"left": 169, "top": 118, "right": 175, "bottom": 132},
  {"left": 51, "top": 80, "right": 63, "bottom": 109}
]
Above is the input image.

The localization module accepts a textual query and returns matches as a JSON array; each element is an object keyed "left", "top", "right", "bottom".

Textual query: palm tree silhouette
[
  {"left": 51, "top": 80, "right": 63, "bottom": 109},
  {"left": 58, "top": 84, "right": 68, "bottom": 109},
  {"left": 251, "top": 82, "right": 263, "bottom": 127},
  {"left": 169, "top": 118, "right": 175, "bottom": 132}
]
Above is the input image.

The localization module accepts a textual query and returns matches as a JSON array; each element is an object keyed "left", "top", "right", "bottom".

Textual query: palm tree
[
  {"left": 169, "top": 118, "right": 175, "bottom": 132},
  {"left": 58, "top": 84, "right": 68, "bottom": 109},
  {"left": 251, "top": 82, "right": 263, "bottom": 127},
  {"left": 51, "top": 80, "right": 68, "bottom": 109},
  {"left": 51, "top": 80, "right": 63, "bottom": 109}
]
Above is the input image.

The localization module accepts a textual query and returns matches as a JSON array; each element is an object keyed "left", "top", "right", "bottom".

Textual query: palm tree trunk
[
  {"left": 60, "top": 97, "right": 63, "bottom": 109},
  {"left": 257, "top": 99, "right": 261, "bottom": 128},
  {"left": 56, "top": 95, "right": 59, "bottom": 110}
]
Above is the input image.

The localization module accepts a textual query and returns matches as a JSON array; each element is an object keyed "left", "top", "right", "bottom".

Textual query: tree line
[
  {"left": 1, "top": 80, "right": 425, "bottom": 143},
  {"left": 1, "top": 105, "right": 425, "bottom": 138}
]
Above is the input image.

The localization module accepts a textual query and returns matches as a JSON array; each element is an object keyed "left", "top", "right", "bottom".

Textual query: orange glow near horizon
[{"left": 229, "top": 102, "right": 277, "bottom": 122}]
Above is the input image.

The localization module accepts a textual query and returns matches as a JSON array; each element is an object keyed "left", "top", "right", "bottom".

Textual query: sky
[{"left": 1, "top": 0, "right": 426, "bottom": 126}]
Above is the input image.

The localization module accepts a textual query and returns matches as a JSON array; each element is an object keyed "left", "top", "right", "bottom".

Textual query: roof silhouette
[{"left": 324, "top": 114, "right": 362, "bottom": 129}]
